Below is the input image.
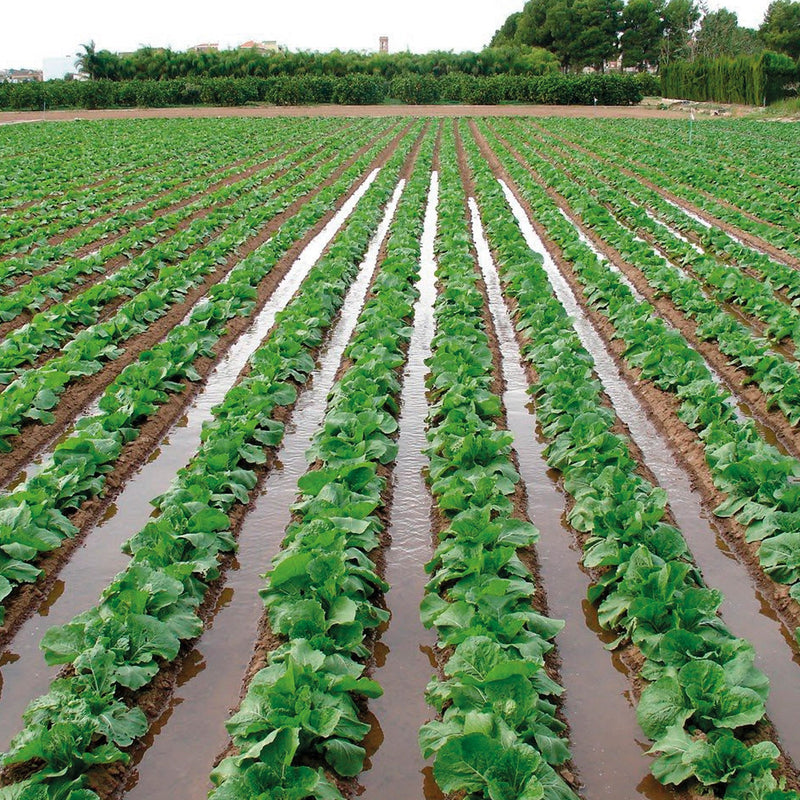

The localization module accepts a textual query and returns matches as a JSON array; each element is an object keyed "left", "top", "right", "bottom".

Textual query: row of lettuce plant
[
  {"left": 520, "top": 126, "right": 800, "bottom": 302},
  {"left": 0, "top": 118, "right": 251, "bottom": 207},
  {"left": 540, "top": 119, "right": 800, "bottom": 261},
  {"left": 0, "top": 120, "right": 316, "bottom": 243},
  {"left": 0, "top": 130, "right": 298, "bottom": 283},
  {"left": 512, "top": 121, "right": 800, "bottom": 355},
  {"left": 0, "top": 125, "right": 411, "bottom": 625},
  {"left": 479, "top": 120, "right": 800, "bottom": 644},
  {"left": 527, "top": 121, "right": 800, "bottom": 309},
  {"left": 461, "top": 121, "right": 797, "bottom": 800},
  {"left": 0, "top": 138, "right": 323, "bottom": 362},
  {"left": 0, "top": 120, "right": 378, "bottom": 325},
  {"left": 491, "top": 119, "right": 800, "bottom": 430},
  {"left": 602, "top": 120, "right": 799, "bottom": 227},
  {"left": 0, "top": 120, "right": 361, "bottom": 282},
  {"left": 0, "top": 132, "right": 273, "bottom": 258},
  {"left": 417, "top": 124, "right": 578, "bottom": 800},
  {"left": 0, "top": 123, "right": 422, "bottom": 800},
  {"left": 0, "top": 122, "right": 400, "bottom": 451},
  {"left": 0, "top": 122, "right": 381, "bottom": 376},
  {"left": 206, "top": 125, "right": 436, "bottom": 800},
  {"left": 587, "top": 121, "right": 797, "bottom": 227}
]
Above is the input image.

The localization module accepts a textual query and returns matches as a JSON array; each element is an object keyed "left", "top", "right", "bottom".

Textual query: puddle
[
  {"left": 359, "top": 172, "right": 442, "bottom": 800},
  {"left": 120, "top": 179, "right": 405, "bottom": 800},
  {"left": 501, "top": 179, "right": 800, "bottom": 770},
  {"left": 0, "top": 170, "right": 382, "bottom": 751}
]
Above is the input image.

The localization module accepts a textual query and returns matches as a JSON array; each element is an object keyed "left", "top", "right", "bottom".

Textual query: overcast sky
[{"left": 1, "top": 0, "right": 774, "bottom": 70}]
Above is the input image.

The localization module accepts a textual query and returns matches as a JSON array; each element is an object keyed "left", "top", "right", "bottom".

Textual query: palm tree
[{"left": 76, "top": 41, "right": 101, "bottom": 79}]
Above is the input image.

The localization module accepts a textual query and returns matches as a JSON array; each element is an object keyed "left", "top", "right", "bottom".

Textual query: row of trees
[
  {"left": 491, "top": 0, "right": 800, "bottom": 72},
  {"left": 660, "top": 50, "right": 797, "bottom": 104},
  {"left": 0, "top": 72, "right": 657, "bottom": 110},
  {"left": 73, "top": 44, "right": 561, "bottom": 82}
]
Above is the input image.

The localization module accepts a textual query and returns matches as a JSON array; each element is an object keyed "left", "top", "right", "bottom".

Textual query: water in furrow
[
  {"left": 469, "top": 197, "right": 670, "bottom": 799},
  {"left": 501, "top": 179, "right": 800, "bottom": 770},
  {"left": 359, "top": 172, "right": 442, "bottom": 800},
  {"left": 120, "top": 178, "right": 407, "bottom": 800},
  {"left": 0, "top": 170, "right": 381, "bottom": 748}
]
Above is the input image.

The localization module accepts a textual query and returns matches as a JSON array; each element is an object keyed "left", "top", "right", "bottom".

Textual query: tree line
[
  {"left": 491, "top": 0, "right": 800, "bottom": 72},
  {"left": 73, "top": 45, "right": 562, "bottom": 82},
  {"left": 0, "top": 72, "right": 658, "bottom": 111}
]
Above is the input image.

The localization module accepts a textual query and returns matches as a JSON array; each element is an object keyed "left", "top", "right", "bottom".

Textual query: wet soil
[
  {"left": 0, "top": 122, "right": 409, "bottom": 657},
  {"left": 359, "top": 170, "right": 442, "bottom": 800},
  {"left": 120, "top": 177, "right": 408, "bottom": 800},
  {"left": 468, "top": 122, "right": 800, "bottom": 782}
]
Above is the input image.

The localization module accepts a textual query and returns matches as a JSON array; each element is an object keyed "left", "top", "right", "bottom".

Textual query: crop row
[
  {"left": 0, "top": 123, "right": 422, "bottom": 800},
  {"left": 0, "top": 120, "right": 362, "bottom": 275},
  {"left": 494, "top": 119, "right": 800, "bottom": 429},
  {"left": 544, "top": 119, "right": 800, "bottom": 261},
  {"left": 0, "top": 135, "right": 322, "bottom": 363},
  {"left": 461, "top": 120, "right": 796, "bottom": 800},
  {"left": 0, "top": 121, "right": 379, "bottom": 323},
  {"left": 481, "top": 118, "right": 800, "bottom": 622},
  {"left": 2, "top": 120, "right": 311, "bottom": 229},
  {"left": 208, "top": 123, "right": 436, "bottom": 800},
  {"left": 417, "top": 124, "right": 577, "bottom": 800},
  {"left": 0, "top": 121, "right": 396, "bottom": 458},
  {"left": 515, "top": 121, "right": 800, "bottom": 354},
  {"left": 0, "top": 124, "right": 408, "bottom": 626},
  {"left": 602, "top": 121, "right": 798, "bottom": 222},
  {"left": 0, "top": 118, "right": 295, "bottom": 208},
  {"left": 525, "top": 122, "right": 800, "bottom": 312}
]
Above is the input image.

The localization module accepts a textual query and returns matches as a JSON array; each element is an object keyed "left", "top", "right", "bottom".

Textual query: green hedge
[
  {"left": 0, "top": 73, "right": 649, "bottom": 110},
  {"left": 660, "top": 51, "right": 798, "bottom": 105}
]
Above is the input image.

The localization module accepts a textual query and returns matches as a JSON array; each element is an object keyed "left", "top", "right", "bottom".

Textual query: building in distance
[{"left": 239, "top": 40, "right": 283, "bottom": 54}]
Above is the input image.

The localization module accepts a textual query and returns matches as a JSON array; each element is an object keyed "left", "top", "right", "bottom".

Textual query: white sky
[{"left": 1, "top": 0, "right": 774, "bottom": 71}]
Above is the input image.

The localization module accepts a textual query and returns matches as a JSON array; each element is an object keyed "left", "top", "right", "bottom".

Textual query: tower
[{"left": 379, "top": 36, "right": 389, "bottom": 54}]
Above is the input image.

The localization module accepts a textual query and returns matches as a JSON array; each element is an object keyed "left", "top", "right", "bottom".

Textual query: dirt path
[{"left": 0, "top": 103, "right": 711, "bottom": 125}]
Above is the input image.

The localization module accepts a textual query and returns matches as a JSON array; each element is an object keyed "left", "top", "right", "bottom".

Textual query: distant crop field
[{"left": 0, "top": 115, "right": 799, "bottom": 800}]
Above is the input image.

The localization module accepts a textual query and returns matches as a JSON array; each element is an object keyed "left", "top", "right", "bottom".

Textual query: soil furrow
[
  {"left": 0, "top": 124, "right": 409, "bottom": 658},
  {"left": 0, "top": 126, "right": 397, "bottom": 487},
  {"left": 470, "top": 121, "right": 800, "bottom": 777}
]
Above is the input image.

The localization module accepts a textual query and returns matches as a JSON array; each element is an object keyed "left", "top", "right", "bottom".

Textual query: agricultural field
[{"left": 0, "top": 113, "right": 799, "bottom": 800}]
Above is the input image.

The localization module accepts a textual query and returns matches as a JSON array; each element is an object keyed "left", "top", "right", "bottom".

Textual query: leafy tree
[
  {"left": 620, "top": 0, "right": 665, "bottom": 69},
  {"left": 696, "top": 9, "right": 763, "bottom": 59},
  {"left": 759, "top": 0, "right": 800, "bottom": 59},
  {"left": 571, "top": 0, "right": 624, "bottom": 70},
  {"left": 660, "top": 0, "right": 702, "bottom": 64},
  {"left": 491, "top": 12, "right": 523, "bottom": 46}
]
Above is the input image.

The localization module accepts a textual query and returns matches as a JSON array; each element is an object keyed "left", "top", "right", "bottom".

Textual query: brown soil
[
  {"left": 0, "top": 120, "right": 409, "bottom": 653},
  {"left": 480, "top": 121, "right": 800, "bottom": 641},
  {"left": 0, "top": 103, "right": 713, "bottom": 126},
  {"left": 468, "top": 118, "right": 800, "bottom": 795},
  {"left": 537, "top": 125, "right": 800, "bottom": 270}
]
